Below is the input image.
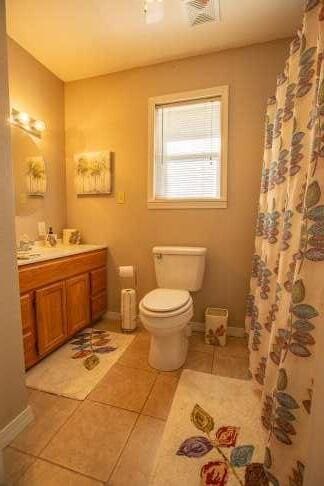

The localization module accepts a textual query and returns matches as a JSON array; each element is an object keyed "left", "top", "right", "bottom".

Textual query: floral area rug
[
  {"left": 150, "top": 370, "right": 267, "bottom": 486},
  {"left": 26, "top": 328, "right": 135, "bottom": 400}
]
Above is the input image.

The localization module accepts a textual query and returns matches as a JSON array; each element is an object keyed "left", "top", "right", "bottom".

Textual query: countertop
[{"left": 17, "top": 244, "right": 107, "bottom": 267}]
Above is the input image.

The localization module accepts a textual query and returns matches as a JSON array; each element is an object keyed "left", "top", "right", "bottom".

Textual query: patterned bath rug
[
  {"left": 150, "top": 370, "right": 267, "bottom": 486},
  {"left": 26, "top": 328, "right": 135, "bottom": 400}
]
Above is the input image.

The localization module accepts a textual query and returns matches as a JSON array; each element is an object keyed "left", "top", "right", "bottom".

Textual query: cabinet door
[
  {"left": 36, "top": 281, "right": 67, "bottom": 356},
  {"left": 20, "top": 293, "right": 38, "bottom": 369},
  {"left": 66, "top": 273, "right": 90, "bottom": 336}
]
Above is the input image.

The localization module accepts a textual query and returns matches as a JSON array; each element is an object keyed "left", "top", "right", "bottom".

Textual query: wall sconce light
[{"left": 10, "top": 108, "right": 46, "bottom": 138}]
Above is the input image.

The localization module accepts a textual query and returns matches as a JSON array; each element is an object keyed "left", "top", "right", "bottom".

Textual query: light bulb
[
  {"left": 33, "top": 120, "right": 46, "bottom": 132},
  {"left": 17, "top": 111, "right": 30, "bottom": 125}
]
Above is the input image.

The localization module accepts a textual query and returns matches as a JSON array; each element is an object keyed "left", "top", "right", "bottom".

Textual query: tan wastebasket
[{"left": 205, "top": 307, "right": 228, "bottom": 346}]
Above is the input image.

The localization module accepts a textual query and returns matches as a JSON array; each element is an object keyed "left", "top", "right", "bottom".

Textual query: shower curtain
[{"left": 245, "top": 1, "right": 324, "bottom": 484}]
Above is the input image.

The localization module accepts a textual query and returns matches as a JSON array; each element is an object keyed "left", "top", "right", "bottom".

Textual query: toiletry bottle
[{"left": 47, "top": 226, "right": 57, "bottom": 247}]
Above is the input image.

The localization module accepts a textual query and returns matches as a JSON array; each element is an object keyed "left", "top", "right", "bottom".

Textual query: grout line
[
  {"left": 139, "top": 370, "right": 159, "bottom": 414},
  {"left": 106, "top": 413, "right": 141, "bottom": 483},
  {"left": 87, "top": 397, "right": 144, "bottom": 416},
  {"left": 9, "top": 446, "right": 105, "bottom": 484},
  {"left": 36, "top": 400, "right": 83, "bottom": 457},
  {"left": 27, "top": 386, "right": 81, "bottom": 403},
  {"left": 105, "top": 364, "right": 160, "bottom": 483},
  {"left": 5, "top": 447, "right": 37, "bottom": 483}
]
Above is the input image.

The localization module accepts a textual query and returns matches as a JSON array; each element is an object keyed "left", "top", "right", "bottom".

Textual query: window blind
[{"left": 154, "top": 98, "right": 222, "bottom": 200}]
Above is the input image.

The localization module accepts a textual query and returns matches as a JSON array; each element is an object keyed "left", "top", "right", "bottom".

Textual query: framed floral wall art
[
  {"left": 26, "top": 156, "right": 47, "bottom": 196},
  {"left": 74, "top": 151, "right": 112, "bottom": 195}
]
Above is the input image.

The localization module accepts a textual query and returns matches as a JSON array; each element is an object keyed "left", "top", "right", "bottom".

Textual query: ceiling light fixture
[{"left": 144, "top": 0, "right": 164, "bottom": 24}]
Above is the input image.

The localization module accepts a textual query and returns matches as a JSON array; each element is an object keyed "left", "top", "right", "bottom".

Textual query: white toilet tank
[{"left": 153, "top": 246, "right": 207, "bottom": 292}]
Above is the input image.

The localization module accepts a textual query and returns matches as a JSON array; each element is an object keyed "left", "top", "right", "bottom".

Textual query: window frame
[{"left": 147, "top": 86, "right": 229, "bottom": 209}]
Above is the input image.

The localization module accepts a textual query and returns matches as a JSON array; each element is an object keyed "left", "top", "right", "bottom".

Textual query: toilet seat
[
  {"left": 142, "top": 288, "right": 190, "bottom": 313},
  {"left": 140, "top": 298, "right": 192, "bottom": 319}
]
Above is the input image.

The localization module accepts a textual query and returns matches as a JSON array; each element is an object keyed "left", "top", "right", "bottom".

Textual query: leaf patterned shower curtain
[{"left": 245, "top": 1, "right": 324, "bottom": 484}]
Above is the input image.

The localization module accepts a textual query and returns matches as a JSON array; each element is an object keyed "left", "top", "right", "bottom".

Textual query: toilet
[{"left": 139, "top": 246, "right": 207, "bottom": 371}]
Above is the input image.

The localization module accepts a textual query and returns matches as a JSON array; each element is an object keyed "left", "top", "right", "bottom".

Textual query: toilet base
[{"left": 148, "top": 330, "right": 189, "bottom": 371}]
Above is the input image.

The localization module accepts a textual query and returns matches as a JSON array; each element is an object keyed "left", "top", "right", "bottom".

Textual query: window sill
[{"left": 147, "top": 199, "right": 228, "bottom": 209}]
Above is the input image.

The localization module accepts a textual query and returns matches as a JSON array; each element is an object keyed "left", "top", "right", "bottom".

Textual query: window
[{"left": 148, "top": 86, "right": 228, "bottom": 209}]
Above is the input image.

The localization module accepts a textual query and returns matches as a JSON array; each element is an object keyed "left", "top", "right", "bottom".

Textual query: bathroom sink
[
  {"left": 16, "top": 250, "right": 41, "bottom": 261},
  {"left": 16, "top": 244, "right": 107, "bottom": 266}
]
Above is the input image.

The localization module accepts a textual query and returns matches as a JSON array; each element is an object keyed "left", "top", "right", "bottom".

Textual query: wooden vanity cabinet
[
  {"left": 19, "top": 248, "right": 107, "bottom": 369},
  {"left": 20, "top": 292, "right": 38, "bottom": 369}
]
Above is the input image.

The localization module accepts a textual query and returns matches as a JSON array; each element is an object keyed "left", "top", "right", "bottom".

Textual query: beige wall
[
  {"left": 65, "top": 39, "right": 290, "bottom": 328},
  {"left": 0, "top": 0, "right": 27, "bottom": 432},
  {"left": 7, "top": 38, "right": 66, "bottom": 242}
]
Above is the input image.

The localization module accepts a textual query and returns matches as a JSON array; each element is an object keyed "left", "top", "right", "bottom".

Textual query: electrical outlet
[{"left": 117, "top": 191, "right": 126, "bottom": 204}]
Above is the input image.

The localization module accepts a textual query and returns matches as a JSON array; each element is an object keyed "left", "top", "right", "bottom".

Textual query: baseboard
[
  {"left": 0, "top": 405, "right": 33, "bottom": 449},
  {"left": 190, "top": 321, "right": 205, "bottom": 333},
  {"left": 227, "top": 326, "right": 246, "bottom": 338},
  {"left": 190, "top": 321, "right": 245, "bottom": 338},
  {"left": 106, "top": 313, "right": 245, "bottom": 338}
]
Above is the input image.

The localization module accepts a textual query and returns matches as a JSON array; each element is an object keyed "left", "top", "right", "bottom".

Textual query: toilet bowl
[
  {"left": 139, "top": 289, "right": 193, "bottom": 371},
  {"left": 139, "top": 246, "right": 206, "bottom": 371}
]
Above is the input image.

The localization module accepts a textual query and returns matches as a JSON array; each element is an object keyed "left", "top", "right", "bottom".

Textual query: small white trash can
[{"left": 205, "top": 307, "right": 228, "bottom": 347}]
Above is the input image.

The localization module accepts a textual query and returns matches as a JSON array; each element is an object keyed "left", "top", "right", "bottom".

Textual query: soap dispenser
[{"left": 46, "top": 226, "right": 57, "bottom": 247}]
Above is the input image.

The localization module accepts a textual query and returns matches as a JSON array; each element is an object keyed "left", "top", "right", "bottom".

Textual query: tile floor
[{"left": 4, "top": 319, "right": 249, "bottom": 485}]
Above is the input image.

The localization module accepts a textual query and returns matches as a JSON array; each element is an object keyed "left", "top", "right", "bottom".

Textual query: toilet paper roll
[
  {"left": 121, "top": 289, "right": 137, "bottom": 331},
  {"left": 119, "top": 266, "right": 135, "bottom": 278}
]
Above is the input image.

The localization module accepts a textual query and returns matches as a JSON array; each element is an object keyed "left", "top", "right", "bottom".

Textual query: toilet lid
[{"left": 142, "top": 289, "right": 190, "bottom": 313}]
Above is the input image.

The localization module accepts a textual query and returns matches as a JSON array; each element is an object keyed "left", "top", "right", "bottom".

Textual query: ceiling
[{"left": 6, "top": 0, "right": 304, "bottom": 82}]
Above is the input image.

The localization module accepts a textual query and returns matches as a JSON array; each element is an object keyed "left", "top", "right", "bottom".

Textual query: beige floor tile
[
  {"left": 189, "top": 332, "right": 214, "bottom": 355},
  {"left": 117, "top": 338, "right": 154, "bottom": 372},
  {"left": 108, "top": 415, "right": 165, "bottom": 486},
  {"left": 212, "top": 355, "right": 251, "bottom": 380},
  {"left": 3, "top": 447, "right": 35, "bottom": 485},
  {"left": 11, "top": 390, "right": 79, "bottom": 456},
  {"left": 214, "top": 336, "right": 249, "bottom": 359},
  {"left": 16, "top": 459, "right": 102, "bottom": 485},
  {"left": 184, "top": 350, "right": 213, "bottom": 373},
  {"left": 133, "top": 330, "right": 151, "bottom": 344},
  {"left": 89, "top": 364, "right": 157, "bottom": 412},
  {"left": 143, "top": 374, "right": 178, "bottom": 420},
  {"left": 41, "top": 400, "right": 137, "bottom": 482}
]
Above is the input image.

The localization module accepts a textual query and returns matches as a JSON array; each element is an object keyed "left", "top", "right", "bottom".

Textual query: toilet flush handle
[{"left": 155, "top": 253, "right": 163, "bottom": 261}]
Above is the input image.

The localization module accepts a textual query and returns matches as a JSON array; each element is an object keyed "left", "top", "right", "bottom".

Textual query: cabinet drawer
[
  {"left": 91, "top": 291, "right": 107, "bottom": 321},
  {"left": 90, "top": 267, "right": 107, "bottom": 295}
]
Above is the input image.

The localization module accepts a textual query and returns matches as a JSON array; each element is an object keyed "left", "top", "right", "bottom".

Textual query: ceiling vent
[{"left": 183, "top": 0, "right": 220, "bottom": 27}]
